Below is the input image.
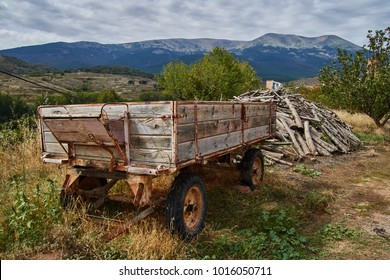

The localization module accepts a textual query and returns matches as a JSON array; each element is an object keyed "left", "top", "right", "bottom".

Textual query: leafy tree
[
  {"left": 157, "top": 48, "right": 261, "bottom": 101},
  {"left": 157, "top": 62, "right": 191, "bottom": 100},
  {"left": 319, "top": 27, "right": 390, "bottom": 128},
  {"left": 96, "top": 89, "right": 122, "bottom": 103}
]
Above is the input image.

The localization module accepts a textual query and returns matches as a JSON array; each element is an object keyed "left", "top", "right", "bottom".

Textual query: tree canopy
[
  {"left": 319, "top": 27, "right": 390, "bottom": 128},
  {"left": 157, "top": 47, "right": 261, "bottom": 101}
]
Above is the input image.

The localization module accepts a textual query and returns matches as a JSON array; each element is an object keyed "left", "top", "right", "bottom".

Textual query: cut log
[
  {"left": 233, "top": 88, "right": 362, "bottom": 162},
  {"left": 304, "top": 121, "right": 318, "bottom": 156},
  {"left": 279, "top": 118, "right": 305, "bottom": 156},
  {"left": 284, "top": 97, "right": 304, "bottom": 132}
]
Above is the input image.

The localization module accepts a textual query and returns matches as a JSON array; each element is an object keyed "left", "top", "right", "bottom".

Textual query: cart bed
[{"left": 38, "top": 101, "right": 276, "bottom": 175}]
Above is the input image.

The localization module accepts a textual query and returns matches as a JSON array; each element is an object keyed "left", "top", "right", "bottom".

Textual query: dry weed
[{"left": 334, "top": 110, "right": 389, "bottom": 135}]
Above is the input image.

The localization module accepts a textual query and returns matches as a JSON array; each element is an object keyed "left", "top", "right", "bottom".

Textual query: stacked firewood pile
[{"left": 233, "top": 88, "right": 362, "bottom": 165}]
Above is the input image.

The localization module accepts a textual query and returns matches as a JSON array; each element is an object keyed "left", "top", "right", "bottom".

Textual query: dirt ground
[{"left": 275, "top": 143, "right": 390, "bottom": 259}]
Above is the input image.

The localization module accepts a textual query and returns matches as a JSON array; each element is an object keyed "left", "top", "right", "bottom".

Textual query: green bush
[
  {"left": 0, "top": 179, "right": 62, "bottom": 251},
  {"left": 200, "top": 208, "right": 315, "bottom": 260}
]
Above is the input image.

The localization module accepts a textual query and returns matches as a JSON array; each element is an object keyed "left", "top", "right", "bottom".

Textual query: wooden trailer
[{"left": 38, "top": 101, "right": 276, "bottom": 239}]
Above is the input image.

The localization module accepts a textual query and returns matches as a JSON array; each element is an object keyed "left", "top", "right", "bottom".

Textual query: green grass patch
[
  {"left": 196, "top": 208, "right": 317, "bottom": 260},
  {"left": 354, "top": 131, "right": 388, "bottom": 144},
  {"left": 317, "top": 223, "right": 362, "bottom": 241},
  {"left": 293, "top": 164, "right": 322, "bottom": 178}
]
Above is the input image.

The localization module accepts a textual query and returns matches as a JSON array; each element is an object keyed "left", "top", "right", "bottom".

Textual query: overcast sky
[{"left": 0, "top": 0, "right": 389, "bottom": 50}]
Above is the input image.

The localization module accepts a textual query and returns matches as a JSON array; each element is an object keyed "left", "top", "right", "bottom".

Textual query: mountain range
[{"left": 0, "top": 33, "right": 361, "bottom": 82}]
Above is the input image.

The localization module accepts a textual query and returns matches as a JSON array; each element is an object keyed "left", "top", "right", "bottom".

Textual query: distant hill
[
  {"left": 0, "top": 33, "right": 362, "bottom": 82},
  {"left": 0, "top": 55, "right": 53, "bottom": 75}
]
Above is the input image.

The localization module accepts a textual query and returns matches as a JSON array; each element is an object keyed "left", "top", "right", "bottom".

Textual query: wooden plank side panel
[
  {"left": 198, "top": 130, "right": 242, "bottom": 157},
  {"left": 130, "top": 135, "right": 172, "bottom": 150},
  {"left": 130, "top": 118, "right": 172, "bottom": 136},
  {"left": 244, "top": 125, "right": 272, "bottom": 143},
  {"left": 130, "top": 148, "right": 173, "bottom": 166},
  {"left": 177, "top": 123, "right": 195, "bottom": 143},
  {"left": 244, "top": 115, "right": 271, "bottom": 129},
  {"left": 75, "top": 144, "right": 172, "bottom": 166},
  {"left": 128, "top": 102, "right": 173, "bottom": 118},
  {"left": 39, "top": 104, "right": 103, "bottom": 118},
  {"left": 177, "top": 141, "right": 195, "bottom": 163},
  {"left": 44, "top": 142, "right": 68, "bottom": 154},
  {"left": 177, "top": 118, "right": 242, "bottom": 143},
  {"left": 75, "top": 144, "right": 124, "bottom": 161},
  {"left": 177, "top": 105, "right": 194, "bottom": 124},
  {"left": 40, "top": 121, "right": 69, "bottom": 155},
  {"left": 196, "top": 103, "right": 241, "bottom": 122},
  {"left": 177, "top": 103, "right": 241, "bottom": 124},
  {"left": 244, "top": 103, "right": 271, "bottom": 117},
  {"left": 44, "top": 118, "right": 113, "bottom": 143},
  {"left": 39, "top": 102, "right": 173, "bottom": 119}
]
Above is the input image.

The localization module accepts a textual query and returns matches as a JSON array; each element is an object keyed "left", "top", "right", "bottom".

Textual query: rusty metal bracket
[
  {"left": 99, "top": 103, "right": 129, "bottom": 165},
  {"left": 88, "top": 133, "right": 117, "bottom": 172}
]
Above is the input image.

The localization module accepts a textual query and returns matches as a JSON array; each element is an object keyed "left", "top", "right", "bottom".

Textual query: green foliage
[
  {"left": 200, "top": 209, "right": 314, "bottom": 260},
  {"left": 157, "top": 62, "right": 191, "bottom": 100},
  {"left": 157, "top": 47, "right": 261, "bottom": 100},
  {"left": 138, "top": 91, "right": 173, "bottom": 101},
  {"left": 0, "top": 179, "right": 62, "bottom": 250},
  {"left": 318, "top": 223, "right": 361, "bottom": 241},
  {"left": 0, "top": 116, "right": 36, "bottom": 146},
  {"left": 354, "top": 131, "right": 388, "bottom": 144},
  {"left": 0, "top": 92, "right": 32, "bottom": 123},
  {"left": 34, "top": 89, "right": 122, "bottom": 107},
  {"left": 303, "top": 190, "right": 334, "bottom": 212},
  {"left": 293, "top": 164, "right": 322, "bottom": 178},
  {"left": 319, "top": 27, "right": 390, "bottom": 127}
]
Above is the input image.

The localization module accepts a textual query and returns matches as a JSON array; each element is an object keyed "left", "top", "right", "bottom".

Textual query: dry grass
[
  {"left": 0, "top": 121, "right": 188, "bottom": 260},
  {"left": 333, "top": 110, "right": 390, "bottom": 135},
  {"left": 1, "top": 115, "right": 389, "bottom": 260},
  {"left": 121, "top": 219, "right": 188, "bottom": 259}
]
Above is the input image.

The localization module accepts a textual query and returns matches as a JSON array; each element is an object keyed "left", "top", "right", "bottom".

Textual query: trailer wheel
[
  {"left": 241, "top": 148, "right": 264, "bottom": 190},
  {"left": 166, "top": 172, "right": 207, "bottom": 240}
]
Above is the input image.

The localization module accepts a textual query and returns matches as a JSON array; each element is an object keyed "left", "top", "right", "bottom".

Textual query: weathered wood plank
[
  {"left": 44, "top": 118, "right": 113, "bottom": 143},
  {"left": 244, "top": 104, "right": 271, "bottom": 117},
  {"left": 130, "top": 118, "right": 173, "bottom": 136},
  {"left": 177, "top": 118, "right": 242, "bottom": 143},
  {"left": 75, "top": 144, "right": 124, "bottom": 161},
  {"left": 244, "top": 125, "right": 271, "bottom": 143},
  {"left": 43, "top": 131, "right": 57, "bottom": 143},
  {"left": 198, "top": 118, "right": 242, "bottom": 139},
  {"left": 177, "top": 123, "right": 195, "bottom": 143},
  {"left": 197, "top": 103, "right": 241, "bottom": 121},
  {"left": 129, "top": 148, "right": 172, "bottom": 164},
  {"left": 244, "top": 115, "right": 271, "bottom": 129},
  {"left": 177, "top": 141, "right": 195, "bottom": 162},
  {"left": 44, "top": 142, "right": 68, "bottom": 154},
  {"left": 198, "top": 130, "right": 242, "bottom": 157},
  {"left": 130, "top": 135, "right": 172, "bottom": 150},
  {"left": 177, "top": 103, "right": 241, "bottom": 124},
  {"left": 177, "top": 105, "right": 195, "bottom": 124},
  {"left": 128, "top": 102, "right": 173, "bottom": 118}
]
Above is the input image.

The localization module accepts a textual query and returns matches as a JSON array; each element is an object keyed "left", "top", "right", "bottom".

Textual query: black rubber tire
[
  {"left": 241, "top": 148, "right": 265, "bottom": 190},
  {"left": 166, "top": 172, "right": 207, "bottom": 240}
]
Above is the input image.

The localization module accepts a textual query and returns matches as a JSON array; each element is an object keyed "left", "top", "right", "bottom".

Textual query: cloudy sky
[{"left": 0, "top": 0, "right": 389, "bottom": 50}]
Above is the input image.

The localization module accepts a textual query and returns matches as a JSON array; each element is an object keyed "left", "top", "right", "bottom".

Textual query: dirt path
[{"left": 280, "top": 144, "right": 390, "bottom": 259}]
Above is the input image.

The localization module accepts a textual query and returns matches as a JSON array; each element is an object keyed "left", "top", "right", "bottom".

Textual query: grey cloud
[{"left": 0, "top": 0, "right": 389, "bottom": 49}]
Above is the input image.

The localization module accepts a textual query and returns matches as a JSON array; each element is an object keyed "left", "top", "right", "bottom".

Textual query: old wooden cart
[{"left": 38, "top": 101, "right": 276, "bottom": 239}]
